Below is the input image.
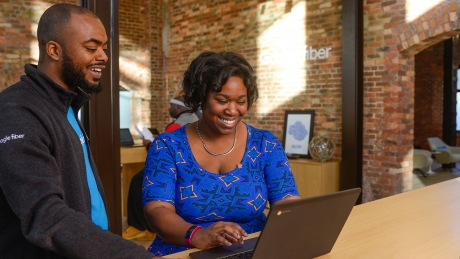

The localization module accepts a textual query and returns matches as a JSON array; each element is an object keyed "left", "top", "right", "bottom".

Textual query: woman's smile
[
  {"left": 219, "top": 117, "right": 237, "bottom": 126},
  {"left": 201, "top": 76, "right": 248, "bottom": 135}
]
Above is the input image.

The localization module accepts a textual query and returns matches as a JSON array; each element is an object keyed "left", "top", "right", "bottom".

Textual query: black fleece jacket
[{"left": 0, "top": 65, "right": 154, "bottom": 259}]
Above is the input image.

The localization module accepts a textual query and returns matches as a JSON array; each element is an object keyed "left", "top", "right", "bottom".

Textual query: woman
[{"left": 142, "top": 51, "right": 300, "bottom": 256}]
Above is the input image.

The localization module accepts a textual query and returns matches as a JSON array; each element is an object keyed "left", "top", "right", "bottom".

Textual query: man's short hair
[{"left": 37, "top": 3, "right": 98, "bottom": 63}]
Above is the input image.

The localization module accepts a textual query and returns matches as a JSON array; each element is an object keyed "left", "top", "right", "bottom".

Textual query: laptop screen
[{"left": 120, "top": 128, "right": 135, "bottom": 146}]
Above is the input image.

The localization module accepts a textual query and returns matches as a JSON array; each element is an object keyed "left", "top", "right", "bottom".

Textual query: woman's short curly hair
[{"left": 182, "top": 51, "right": 258, "bottom": 113}]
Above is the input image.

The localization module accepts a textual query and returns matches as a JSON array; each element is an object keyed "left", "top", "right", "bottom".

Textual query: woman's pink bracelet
[{"left": 185, "top": 225, "right": 202, "bottom": 248}]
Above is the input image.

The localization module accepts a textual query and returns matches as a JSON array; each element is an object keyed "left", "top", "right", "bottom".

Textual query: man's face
[
  {"left": 62, "top": 48, "right": 102, "bottom": 95},
  {"left": 60, "top": 13, "right": 108, "bottom": 94}
]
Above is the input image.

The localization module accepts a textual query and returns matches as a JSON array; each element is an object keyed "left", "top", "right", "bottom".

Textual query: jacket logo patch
[
  {"left": 79, "top": 135, "right": 85, "bottom": 145},
  {"left": 0, "top": 134, "right": 25, "bottom": 144}
]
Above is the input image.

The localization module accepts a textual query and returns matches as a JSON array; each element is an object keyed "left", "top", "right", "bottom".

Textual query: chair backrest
[
  {"left": 414, "top": 149, "right": 430, "bottom": 157},
  {"left": 427, "top": 137, "right": 447, "bottom": 151}
]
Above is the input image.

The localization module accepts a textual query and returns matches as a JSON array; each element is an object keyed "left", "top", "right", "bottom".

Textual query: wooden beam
[
  {"left": 81, "top": 0, "right": 122, "bottom": 235},
  {"left": 341, "top": 0, "right": 363, "bottom": 203}
]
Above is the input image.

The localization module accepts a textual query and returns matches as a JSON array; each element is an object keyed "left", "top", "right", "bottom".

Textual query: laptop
[
  {"left": 120, "top": 128, "right": 135, "bottom": 146},
  {"left": 189, "top": 188, "right": 361, "bottom": 259}
]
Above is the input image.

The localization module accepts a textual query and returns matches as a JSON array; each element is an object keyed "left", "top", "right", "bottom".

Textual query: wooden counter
[
  {"left": 120, "top": 146, "right": 147, "bottom": 217},
  {"left": 165, "top": 178, "right": 460, "bottom": 258}
]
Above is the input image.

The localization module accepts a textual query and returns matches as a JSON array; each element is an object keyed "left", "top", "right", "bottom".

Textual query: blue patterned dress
[{"left": 142, "top": 123, "right": 299, "bottom": 256}]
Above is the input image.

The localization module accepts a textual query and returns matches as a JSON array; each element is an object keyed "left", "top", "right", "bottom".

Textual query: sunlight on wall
[
  {"left": 29, "top": 40, "right": 39, "bottom": 64},
  {"left": 256, "top": 1, "right": 307, "bottom": 114},
  {"left": 28, "top": 3, "right": 49, "bottom": 65},
  {"left": 406, "top": 0, "right": 443, "bottom": 22},
  {"left": 119, "top": 56, "right": 151, "bottom": 88},
  {"left": 119, "top": 35, "right": 151, "bottom": 136}
]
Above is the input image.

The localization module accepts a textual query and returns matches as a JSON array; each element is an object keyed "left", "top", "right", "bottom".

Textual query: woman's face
[{"left": 202, "top": 76, "right": 248, "bottom": 135}]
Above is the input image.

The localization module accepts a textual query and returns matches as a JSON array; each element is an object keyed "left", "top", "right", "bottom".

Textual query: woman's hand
[{"left": 191, "top": 222, "right": 248, "bottom": 249}]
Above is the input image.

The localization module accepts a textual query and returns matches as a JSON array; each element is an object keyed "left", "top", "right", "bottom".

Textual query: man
[
  {"left": 0, "top": 4, "right": 158, "bottom": 259},
  {"left": 165, "top": 96, "right": 199, "bottom": 132},
  {"left": 123, "top": 95, "right": 199, "bottom": 240}
]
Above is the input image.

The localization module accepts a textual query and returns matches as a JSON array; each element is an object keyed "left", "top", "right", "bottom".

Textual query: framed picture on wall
[{"left": 282, "top": 110, "right": 315, "bottom": 158}]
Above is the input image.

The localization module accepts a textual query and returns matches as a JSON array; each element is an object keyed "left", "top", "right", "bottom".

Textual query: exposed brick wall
[
  {"left": 362, "top": 0, "right": 413, "bottom": 201},
  {"left": 119, "top": 0, "right": 164, "bottom": 133},
  {"left": 128, "top": 0, "right": 460, "bottom": 202},
  {"left": 414, "top": 42, "right": 444, "bottom": 150},
  {"left": 4, "top": 0, "right": 460, "bottom": 203},
  {"left": 362, "top": 0, "right": 460, "bottom": 201},
  {"left": 148, "top": 0, "right": 165, "bottom": 131},
  {"left": 0, "top": 0, "right": 78, "bottom": 92},
  {"left": 119, "top": 0, "right": 163, "bottom": 136},
  {"left": 158, "top": 0, "right": 344, "bottom": 156}
]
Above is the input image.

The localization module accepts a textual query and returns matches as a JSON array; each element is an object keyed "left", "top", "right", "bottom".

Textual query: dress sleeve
[
  {"left": 142, "top": 135, "right": 178, "bottom": 207},
  {"left": 262, "top": 131, "right": 300, "bottom": 204}
]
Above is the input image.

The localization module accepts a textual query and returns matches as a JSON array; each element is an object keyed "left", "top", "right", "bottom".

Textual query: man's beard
[{"left": 62, "top": 50, "right": 103, "bottom": 95}]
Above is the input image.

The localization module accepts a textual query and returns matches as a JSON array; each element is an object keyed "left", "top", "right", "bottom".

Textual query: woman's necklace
[{"left": 196, "top": 120, "right": 237, "bottom": 156}]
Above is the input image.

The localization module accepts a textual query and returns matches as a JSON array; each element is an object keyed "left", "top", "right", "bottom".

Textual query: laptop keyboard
[{"left": 219, "top": 250, "right": 253, "bottom": 259}]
